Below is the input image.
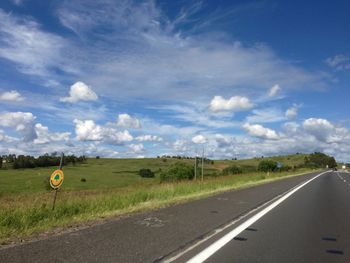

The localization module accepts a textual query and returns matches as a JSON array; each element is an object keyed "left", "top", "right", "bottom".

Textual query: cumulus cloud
[
  {"left": 33, "top": 123, "right": 71, "bottom": 144},
  {"left": 209, "top": 96, "right": 254, "bottom": 113},
  {"left": 285, "top": 105, "right": 298, "bottom": 120},
  {"left": 73, "top": 119, "right": 133, "bottom": 144},
  {"left": 135, "top": 135, "right": 162, "bottom": 142},
  {"left": 0, "top": 90, "right": 24, "bottom": 102},
  {"left": 243, "top": 123, "right": 279, "bottom": 140},
  {"left": 60, "top": 82, "right": 98, "bottom": 103},
  {"left": 74, "top": 119, "right": 103, "bottom": 141},
  {"left": 173, "top": 139, "right": 191, "bottom": 152},
  {"left": 0, "top": 111, "right": 36, "bottom": 141},
  {"left": 302, "top": 118, "right": 335, "bottom": 142},
  {"left": 192, "top": 134, "right": 207, "bottom": 144},
  {"left": 116, "top": 114, "right": 141, "bottom": 129},
  {"left": 268, "top": 84, "right": 280, "bottom": 97},
  {"left": 128, "top": 143, "right": 144, "bottom": 154}
]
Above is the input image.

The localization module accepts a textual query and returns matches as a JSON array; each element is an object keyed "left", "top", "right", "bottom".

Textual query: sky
[{"left": 0, "top": 0, "right": 349, "bottom": 161}]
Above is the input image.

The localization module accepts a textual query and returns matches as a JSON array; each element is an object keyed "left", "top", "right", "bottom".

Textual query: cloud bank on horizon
[{"left": 0, "top": 0, "right": 349, "bottom": 161}]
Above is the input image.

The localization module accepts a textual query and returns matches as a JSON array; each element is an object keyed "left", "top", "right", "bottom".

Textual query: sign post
[{"left": 50, "top": 153, "right": 64, "bottom": 211}]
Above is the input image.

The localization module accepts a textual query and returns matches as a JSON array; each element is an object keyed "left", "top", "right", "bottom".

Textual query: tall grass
[{"left": 0, "top": 168, "right": 315, "bottom": 244}]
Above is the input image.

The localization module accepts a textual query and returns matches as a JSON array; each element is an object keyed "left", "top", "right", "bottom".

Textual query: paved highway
[
  {"left": 175, "top": 171, "right": 350, "bottom": 263},
  {"left": 1, "top": 171, "right": 349, "bottom": 262}
]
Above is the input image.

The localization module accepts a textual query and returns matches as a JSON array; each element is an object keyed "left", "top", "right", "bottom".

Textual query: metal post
[
  {"left": 52, "top": 153, "right": 64, "bottom": 211},
  {"left": 194, "top": 156, "right": 197, "bottom": 180},
  {"left": 201, "top": 148, "right": 204, "bottom": 182}
]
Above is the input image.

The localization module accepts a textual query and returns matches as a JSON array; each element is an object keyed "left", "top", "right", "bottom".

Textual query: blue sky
[{"left": 0, "top": 0, "right": 349, "bottom": 161}]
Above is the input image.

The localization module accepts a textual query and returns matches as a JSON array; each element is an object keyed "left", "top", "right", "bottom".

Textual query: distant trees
[
  {"left": 139, "top": 169, "right": 155, "bottom": 178},
  {"left": 258, "top": 160, "right": 277, "bottom": 172},
  {"left": 304, "top": 152, "right": 337, "bottom": 168},
  {"left": 1, "top": 154, "right": 86, "bottom": 169},
  {"left": 160, "top": 162, "right": 194, "bottom": 182},
  {"left": 222, "top": 165, "right": 243, "bottom": 175}
]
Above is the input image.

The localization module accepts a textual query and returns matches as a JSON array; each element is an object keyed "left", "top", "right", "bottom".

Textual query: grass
[{"left": 0, "top": 154, "right": 313, "bottom": 244}]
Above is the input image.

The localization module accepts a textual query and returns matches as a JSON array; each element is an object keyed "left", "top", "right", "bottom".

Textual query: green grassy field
[{"left": 0, "top": 154, "right": 313, "bottom": 244}]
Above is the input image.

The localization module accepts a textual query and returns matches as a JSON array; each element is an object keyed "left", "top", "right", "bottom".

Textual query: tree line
[{"left": 0, "top": 154, "right": 86, "bottom": 169}]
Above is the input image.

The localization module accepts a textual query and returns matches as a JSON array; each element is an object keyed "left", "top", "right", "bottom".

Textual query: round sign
[{"left": 50, "top": 169, "right": 64, "bottom": 189}]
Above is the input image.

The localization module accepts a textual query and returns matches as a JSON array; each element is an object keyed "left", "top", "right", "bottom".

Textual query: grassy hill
[
  {"left": 0, "top": 153, "right": 316, "bottom": 244},
  {"left": 0, "top": 154, "right": 308, "bottom": 195}
]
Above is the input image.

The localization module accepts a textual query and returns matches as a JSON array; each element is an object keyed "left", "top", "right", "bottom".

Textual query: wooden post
[{"left": 52, "top": 153, "right": 64, "bottom": 211}]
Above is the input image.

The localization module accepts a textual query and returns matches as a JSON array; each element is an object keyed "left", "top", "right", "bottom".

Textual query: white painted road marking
[{"left": 186, "top": 171, "right": 330, "bottom": 263}]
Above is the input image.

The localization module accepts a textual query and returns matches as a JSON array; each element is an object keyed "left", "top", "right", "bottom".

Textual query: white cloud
[
  {"left": 246, "top": 108, "right": 286, "bottom": 123},
  {"left": 268, "top": 84, "right": 280, "bottom": 97},
  {"left": 104, "top": 129, "right": 133, "bottom": 145},
  {"left": 153, "top": 103, "right": 240, "bottom": 129},
  {"left": 73, "top": 119, "right": 133, "bottom": 144},
  {"left": 325, "top": 54, "right": 350, "bottom": 71},
  {"left": 74, "top": 119, "right": 103, "bottom": 141},
  {"left": 243, "top": 123, "right": 279, "bottom": 140},
  {"left": 173, "top": 139, "right": 191, "bottom": 152},
  {"left": 192, "top": 134, "right": 207, "bottom": 144},
  {"left": 128, "top": 143, "right": 144, "bottom": 154},
  {"left": 0, "top": 111, "right": 36, "bottom": 141},
  {"left": 209, "top": 96, "right": 254, "bottom": 113},
  {"left": 0, "top": 2, "right": 330, "bottom": 102},
  {"left": 302, "top": 118, "right": 335, "bottom": 142},
  {"left": 116, "top": 114, "right": 141, "bottom": 129},
  {"left": 0, "top": 9, "right": 68, "bottom": 79},
  {"left": 285, "top": 106, "right": 298, "bottom": 120},
  {"left": 0, "top": 90, "right": 24, "bottom": 102},
  {"left": 135, "top": 135, "right": 163, "bottom": 142},
  {"left": 33, "top": 123, "right": 71, "bottom": 144},
  {"left": 60, "top": 81, "right": 98, "bottom": 103}
]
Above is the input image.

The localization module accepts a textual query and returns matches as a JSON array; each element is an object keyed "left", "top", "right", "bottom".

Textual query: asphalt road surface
[{"left": 1, "top": 171, "right": 349, "bottom": 263}]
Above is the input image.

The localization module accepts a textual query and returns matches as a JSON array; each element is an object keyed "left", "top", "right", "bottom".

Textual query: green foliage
[
  {"left": 222, "top": 165, "right": 243, "bottom": 175},
  {"left": 160, "top": 162, "right": 194, "bottom": 182},
  {"left": 304, "top": 152, "right": 337, "bottom": 168},
  {"left": 258, "top": 160, "right": 277, "bottom": 172},
  {"left": 10, "top": 154, "right": 86, "bottom": 169},
  {"left": 139, "top": 168, "right": 155, "bottom": 178}
]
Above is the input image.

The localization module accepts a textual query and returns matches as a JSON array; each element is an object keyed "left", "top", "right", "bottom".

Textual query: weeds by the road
[{"left": 0, "top": 168, "right": 316, "bottom": 244}]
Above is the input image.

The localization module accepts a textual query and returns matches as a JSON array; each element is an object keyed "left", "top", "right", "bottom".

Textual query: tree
[
  {"left": 139, "top": 169, "right": 155, "bottom": 178},
  {"left": 258, "top": 160, "right": 277, "bottom": 172},
  {"left": 222, "top": 165, "right": 242, "bottom": 175},
  {"left": 160, "top": 162, "right": 194, "bottom": 182}
]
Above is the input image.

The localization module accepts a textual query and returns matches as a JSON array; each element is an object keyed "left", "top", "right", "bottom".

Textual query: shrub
[
  {"left": 160, "top": 163, "right": 194, "bottom": 182},
  {"left": 139, "top": 169, "right": 155, "bottom": 178},
  {"left": 81, "top": 178, "right": 87, "bottom": 182},
  {"left": 258, "top": 160, "right": 277, "bottom": 172},
  {"left": 222, "top": 165, "right": 243, "bottom": 175}
]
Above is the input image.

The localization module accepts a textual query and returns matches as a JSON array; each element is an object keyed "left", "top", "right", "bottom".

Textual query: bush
[
  {"left": 304, "top": 152, "right": 337, "bottom": 168},
  {"left": 139, "top": 169, "right": 155, "bottom": 178},
  {"left": 258, "top": 160, "right": 277, "bottom": 172},
  {"left": 160, "top": 163, "right": 194, "bottom": 182},
  {"left": 222, "top": 165, "right": 243, "bottom": 175},
  {"left": 81, "top": 178, "right": 87, "bottom": 182}
]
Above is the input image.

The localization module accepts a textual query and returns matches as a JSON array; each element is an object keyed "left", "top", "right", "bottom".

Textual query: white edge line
[
  {"left": 186, "top": 170, "right": 329, "bottom": 263},
  {"left": 162, "top": 191, "right": 283, "bottom": 263}
]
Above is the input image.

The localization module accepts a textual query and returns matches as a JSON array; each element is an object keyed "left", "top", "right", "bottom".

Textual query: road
[
  {"left": 1, "top": 171, "right": 349, "bottom": 262},
  {"left": 177, "top": 171, "right": 350, "bottom": 263}
]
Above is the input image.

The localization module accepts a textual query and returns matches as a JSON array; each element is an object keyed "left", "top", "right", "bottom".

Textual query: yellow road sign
[{"left": 50, "top": 169, "right": 64, "bottom": 189}]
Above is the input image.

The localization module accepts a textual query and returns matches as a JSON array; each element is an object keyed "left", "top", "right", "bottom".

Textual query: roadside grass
[{"left": 0, "top": 156, "right": 316, "bottom": 244}]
